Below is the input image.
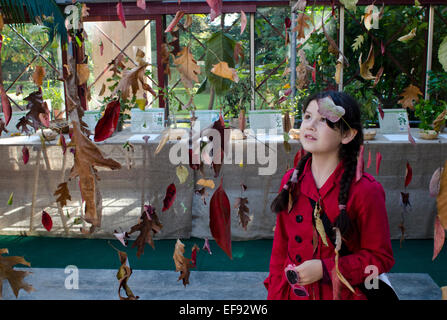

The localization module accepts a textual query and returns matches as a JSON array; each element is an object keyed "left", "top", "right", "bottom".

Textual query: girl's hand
[{"left": 294, "top": 259, "right": 323, "bottom": 285}]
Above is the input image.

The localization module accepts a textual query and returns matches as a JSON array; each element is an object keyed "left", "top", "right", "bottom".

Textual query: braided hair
[{"left": 271, "top": 91, "right": 364, "bottom": 237}]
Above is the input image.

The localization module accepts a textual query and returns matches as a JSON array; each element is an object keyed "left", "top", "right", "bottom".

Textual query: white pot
[
  {"left": 247, "top": 110, "right": 283, "bottom": 134},
  {"left": 131, "top": 108, "right": 165, "bottom": 133},
  {"left": 83, "top": 110, "right": 102, "bottom": 133}
]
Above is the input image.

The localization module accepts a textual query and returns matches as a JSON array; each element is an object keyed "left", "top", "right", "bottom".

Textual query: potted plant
[
  {"left": 223, "top": 76, "right": 250, "bottom": 129},
  {"left": 414, "top": 99, "right": 446, "bottom": 139}
]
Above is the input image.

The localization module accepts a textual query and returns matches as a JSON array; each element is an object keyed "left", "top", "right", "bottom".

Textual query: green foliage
[
  {"left": 222, "top": 73, "right": 251, "bottom": 118},
  {"left": 41, "top": 80, "right": 64, "bottom": 111},
  {"left": 414, "top": 99, "right": 446, "bottom": 130}
]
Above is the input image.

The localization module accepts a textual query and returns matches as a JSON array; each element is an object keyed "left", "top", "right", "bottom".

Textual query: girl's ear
[{"left": 341, "top": 128, "right": 358, "bottom": 145}]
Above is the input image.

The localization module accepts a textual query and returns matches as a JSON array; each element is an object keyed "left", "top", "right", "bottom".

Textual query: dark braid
[{"left": 271, "top": 152, "right": 311, "bottom": 213}]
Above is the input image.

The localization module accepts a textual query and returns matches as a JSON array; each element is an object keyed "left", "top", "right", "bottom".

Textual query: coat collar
[{"left": 299, "top": 156, "right": 345, "bottom": 201}]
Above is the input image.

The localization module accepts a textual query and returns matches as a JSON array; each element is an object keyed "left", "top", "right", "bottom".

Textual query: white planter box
[
  {"left": 83, "top": 110, "right": 102, "bottom": 133},
  {"left": 131, "top": 108, "right": 165, "bottom": 133},
  {"left": 191, "top": 110, "right": 220, "bottom": 132},
  {"left": 377, "top": 108, "right": 409, "bottom": 134},
  {"left": 247, "top": 110, "right": 283, "bottom": 134},
  {"left": 0, "top": 111, "right": 28, "bottom": 135}
]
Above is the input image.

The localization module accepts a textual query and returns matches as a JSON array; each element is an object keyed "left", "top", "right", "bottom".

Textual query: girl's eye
[
  {"left": 320, "top": 117, "right": 327, "bottom": 122},
  {"left": 304, "top": 114, "right": 311, "bottom": 120}
]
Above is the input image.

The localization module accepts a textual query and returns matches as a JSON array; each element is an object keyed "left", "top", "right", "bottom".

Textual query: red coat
[{"left": 264, "top": 157, "right": 395, "bottom": 300}]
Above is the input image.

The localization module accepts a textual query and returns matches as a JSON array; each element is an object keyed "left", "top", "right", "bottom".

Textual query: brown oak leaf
[
  {"left": 0, "top": 248, "right": 34, "bottom": 298},
  {"left": 113, "top": 248, "right": 139, "bottom": 300},
  {"left": 54, "top": 182, "right": 72, "bottom": 208},
  {"left": 398, "top": 84, "right": 423, "bottom": 110},
  {"left": 127, "top": 205, "right": 163, "bottom": 258},
  {"left": 113, "top": 62, "right": 150, "bottom": 100},
  {"left": 234, "top": 197, "right": 251, "bottom": 230},
  {"left": 173, "top": 46, "right": 201, "bottom": 88},
  {"left": 69, "top": 121, "right": 121, "bottom": 232}
]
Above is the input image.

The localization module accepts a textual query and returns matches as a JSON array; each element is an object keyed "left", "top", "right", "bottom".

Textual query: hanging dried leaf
[
  {"left": 58, "top": 134, "right": 67, "bottom": 155},
  {"left": 352, "top": 35, "right": 364, "bottom": 51},
  {"left": 0, "top": 248, "right": 34, "bottom": 298},
  {"left": 433, "top": 109, "right": 447, "bottom": 133},
  {"left": 69, "top": 121, "right": 121, "bottom": 230},
  {"left": 296, "top": 50, "right": 310, "bottom": 89},
  {"left": 235, "top": 197, "right": 250, "bottom": 230},
  {"left": 433, "top": 216, "right": 445, "bottom": 261},
  {"left": 113, "top": 62, "right": 149, "bottom": 100},
  {"left": 137, "top": 0, "right": 146, "bottom": 10},
  {"left": 99, "top": 83, "right": 106, "bottom": 96},
  {"left": 240, "top": 10, "right": 247, "bottom": 34},
  {"left": 117, "top": 1, "right": 127, "bottom": 28},
  {"left": 165, "top": 11, "right": 185, "bottom": 33},
  {"left": 173, "top": 47, "right": 201, "bottom": 88},
  {"left": 76, "top": 64, "right": 89, "bottom": 85},
  {"left": 430, "top": 167, "right": 443, "bottom": 198},
  {"left": 162, "top": 183, "right": 177, "bottom": 212},
  {"left": 94, "top": 100, "right": 121, "bottom": 142},
  {"left": 202, "top": 238, "right": 212, "bottom": 254},
  {"left": 195, "top": 187, "right": 209, "bottom": 205},
  {"left": 24, "top": 90, "right": 50, "bottom": 129},
  {"left": 293, "top": 13, "right": 311, "bottom": 39},
  {"left": 359, "top": 44, "right": 376, "bottom": 81},
  {"left": 128, "top": 206, "right": 163, "bottom": 257},
  {"left": 114, "top": 249, "right": 139, "bottom": 300},
  {"left": 334, "top": 58, "right": 343, "bottom": 84},
  {"left": 22, "top": 146, "right": 29, "bottom": 165},
  {"left": 366, "top": 149, "right": 371, "bottom": 169},
  {"left": 210, "top": 178, "right": 232, "bottom": 259},
  {"left": 99, "top": 40, "right": 104, "bottom": 56},
  {"left": 206, "top": 0, "right": 222, "bottom": 21},
  {"left": 398, "top": 27, "right": 416, "bottom": 42},
  {"left": 405, "top": 161, "right": 412, "bottom": 188},
  {"left": 155, "top": 129, "right": 170, "bottom": 155},
  {"left": 191, "top": 244, "right": 199, "bottom": 267},
  {"left": 173, "top": 239, "right": 195, "bottom": 287},
  {"left": 234, "top": 42, "right": 244, "bottom": 65},
  {"left": 333, "top": 227, "right": 356, "bottom": 294},
  {"left": 42, "top": 211, "right": 53, "bottom": 231},
  {"left": 210, "top": 61, "right": 238, "bottom": 83},
  {"left": 408, "top": 125, "right": 416, "bottom": 145},
  {"left": 113, "top": 230, "right": 129, "bottom": 247},
  {"left": 54, "top": 182, "right": 71, "bottom": 208},
  {"left": 32, "top": 66, "right": 46, "bottom": 86},
  {"left": 374, "top": 66, "right": 384, "bottom": 87},
  {"left": 436, "top": 160, "right": 447, "bottom": 229},
  {"left": 375, "top": 151, "right": 382, "bottom": 175},
  {"left": 176, "top": 165, "right": 189, "bottom": 184},
  {"left": 398, "top": 84, "right": 422, "bottom": 110},
  {"left": 339, "top": 0, "right": 359, "bottom": 12}
]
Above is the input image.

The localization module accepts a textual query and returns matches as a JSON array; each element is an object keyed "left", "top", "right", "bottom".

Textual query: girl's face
[{"left": 299, "top": 100, "right": 344, "bottom": 156}]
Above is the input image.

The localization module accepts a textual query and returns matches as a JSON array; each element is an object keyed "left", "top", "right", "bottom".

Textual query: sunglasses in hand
[{"left": 285, "top": 264, "right": 309, "bottom": 297}]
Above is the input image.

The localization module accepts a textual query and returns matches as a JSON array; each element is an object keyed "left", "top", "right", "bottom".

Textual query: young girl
[{"left": 264, "top": 91, "right": 394, "bottom": 300}]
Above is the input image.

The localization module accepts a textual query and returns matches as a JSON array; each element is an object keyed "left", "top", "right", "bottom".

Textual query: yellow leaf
[
  {"left": 32, "top": 66, "right": 46, "bottom": 86},
  {"left": 76, "top": 64, "right": 90, "bottom": 85},
  {"left": 283, "top": 83, "right": 290, "bottom": 89},
  {"left": 314, "top": 202, "right": 328, "bottom": 246},
  {"left": 334, "top": 58, "right": 343, "bottom": 84},
  {"left": 197, "top": 178, "right": 215, "bottom": 189},
  {"left": 398, "top": 84, "right": 422, "bottom": 110},
  {"left": 173, "top": 47, "right": 201, "bottom": 88},
  {"left": 398, "top": 28, "right": 417, "bottom": 42},
  {"left": 155, "top": 129, "right": 170, "bottom": 155},
  {"left": 334, "top": 227, "right": 356, "bottom": 294},
  {"left": 176, "top": 165, "right": 189, "bottom": 184},
  {"left": 210, "top": 61, "right": 238, "bottom": 83},
  {"left": 359, "top": 44, "right": 376, "bottom": 81}
]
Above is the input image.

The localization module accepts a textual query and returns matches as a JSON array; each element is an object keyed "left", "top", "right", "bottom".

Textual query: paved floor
[{"left": 1, "top": 269, "right": 442, "bottom": 300}]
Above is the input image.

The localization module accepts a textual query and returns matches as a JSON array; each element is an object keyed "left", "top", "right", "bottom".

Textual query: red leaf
[
  {"left": 59, "top": 134, "right": 67, "bottom": 154},
  {"left": 312, "top": 61, "right": 316, "bottom": 83},
  {"left": 0, "top": 86, "right": 11, "bottom": 127},
  {"left": 209, "top": 178, "right": 232, "bottom": 259},
  {"left": 136, "top": 0, "right": 146, "bottom": 10},
  {"left": 240, "top": 11, "right": 247, "bottom": 34},
  {"left": 284, "top": 17, "right": 291, "bottom": 29},
  {"left": 433, "top": 215, "right": 445, "bottom": 261},
  {"left": 162, "top": 183, "right": 177, "bottom": 212},
  {"left": 405, "top": 161, "right": 412, "bottom": 188},
  {"left": 42, "top": 211, "right": 53, "bottom": 231},
  {"left": 206, "top": 0, "right": 222, "bottom": 21},
  {"left": 191, "top": 244, "right": 199, "bottom": 267},
  {"left": 99, "top": 41, "right": 104, "bottom": 56},
  {"left": 366, "top": 149, "right": 371, "bottom": 169},
  {"left": 117, "top": 1, "right": 127, "bottom": 28},
  {"left": 355, "top": 145, "right": 364, "bottom": 182},
  {"left": 381, "top": 41, "right": 385, "bottom": 55},
  {"left": 375, "top": 152, "right": 382, "bottom": 175},
  {"left": 94, "top": 100, "right": 121, "bottom": 142},
  {"left": 22, "top": 146, "right": 29, "bottom": 165},
  {"left": 165, "top": 11, "right": 185, "bottom": 33},
  {"left": 238, "top": 109, "right": 246, "bottom": 132},
  {"left": 378, "top": 105, "right": 384, "bottom": 119}
]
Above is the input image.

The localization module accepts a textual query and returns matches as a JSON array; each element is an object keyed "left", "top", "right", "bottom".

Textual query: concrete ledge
[{"left": 1, "top": 268, "right": 442, "bottom": 300}]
